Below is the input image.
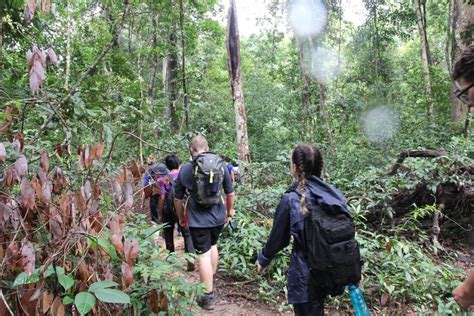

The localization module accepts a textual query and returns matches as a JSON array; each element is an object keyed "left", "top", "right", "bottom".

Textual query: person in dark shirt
[
  {"left": 174, "top": 135, "right": 235, "bottom": 310},
  {"left": 257, "top": 144, "right": 335, "bottom": 316}
]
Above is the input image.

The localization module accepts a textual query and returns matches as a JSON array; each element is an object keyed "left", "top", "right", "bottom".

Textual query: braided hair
[{"left": 291, "top": 144, "right": 324, "bottom": 215}]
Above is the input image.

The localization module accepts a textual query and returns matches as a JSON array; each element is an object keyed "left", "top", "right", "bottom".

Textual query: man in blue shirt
[{"left": 174, "top": 135, "right": 235, "bottom": 310}]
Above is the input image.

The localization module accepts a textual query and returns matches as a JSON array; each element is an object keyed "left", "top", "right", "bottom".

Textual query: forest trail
[{"left": 156, "top": 230, "right": 291, "bottom": 315}]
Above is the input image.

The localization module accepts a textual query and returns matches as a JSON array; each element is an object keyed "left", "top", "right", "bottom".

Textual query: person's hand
[
  {"left": 257, "top": 261, "right": 265, "bottom": 274},
  {"left": 227, "top": 208, "right": 235, "bottom": 218},
  {"left": 359, "top": 275, "right": 365, "bottom": 287},
  {"left": 179, "top": 217, "right": 187, "bottom": 229},
  {"left": 453, "top": 283, "right": 474, "bottom": 311}
]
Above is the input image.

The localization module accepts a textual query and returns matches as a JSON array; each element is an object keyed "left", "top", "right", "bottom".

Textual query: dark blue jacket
[{"left": 257, "top": 176, "right": 349, "bottom": 304}]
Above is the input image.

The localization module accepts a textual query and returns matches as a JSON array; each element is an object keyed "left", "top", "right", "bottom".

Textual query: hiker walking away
[
  {"left": 452, "top": 44, "right": 474, "bottom": 312},
  {"left": 143, "top": 162, "right": 169, "bottom": 225},
  {"left": 174, "top": 136, "right": 235, "bottom": 310},
  {"left": 164, "top": 154, "right": 195, "bottom": 270},
  {"left": 257, "top": 144, "right": 362, "bottom": 316}
]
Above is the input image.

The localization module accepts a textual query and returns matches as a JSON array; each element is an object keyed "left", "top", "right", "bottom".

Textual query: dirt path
[{"left": 157, "top": 230, "right": 290, "bottom": 315}]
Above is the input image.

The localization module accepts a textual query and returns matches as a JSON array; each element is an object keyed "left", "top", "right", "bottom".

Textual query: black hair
[
  {"left": 291, "top": 144, "right": 324, "bottom": 215},
  {"left": 165, "top": 154, "right": 181, "bottom": 170}
]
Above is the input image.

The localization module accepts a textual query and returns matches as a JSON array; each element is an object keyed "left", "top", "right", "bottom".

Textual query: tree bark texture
[
  {"left": 414, "top": 0, "right": 434, "bottom": 116},
  {"left": 163, "top": 24, "right": 179, "bottom": 131},
  {"left": 147, "top": 10, "right": 160, "bottom": 108},
  {"left": 319, "top": 83, "right": 336, "bottom": 157},
  {"left": 226, "top": 0, "right": 251, "bottom": 163},
  {"left": 179, "top": 0, "right": 189, "bottom": 131},
  {"left": 450, "top": 0, "right": 474, "bottom": 122},
  {"left": 299, "top": 41, "right": 314, "bottom": 140}
]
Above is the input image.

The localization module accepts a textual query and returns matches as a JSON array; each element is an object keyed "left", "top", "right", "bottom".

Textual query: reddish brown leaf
[
  {"left": 21, "top": 178, "right": 36, "bottom": 210},
  {"left": 42, "top": 180, "right": 52, "bottom": 205},
  {"left": 52, "top": 166, "right": 68, "bottom": 194},
  {"left": 4, "top": 168, "right": 14, "bottom": 188},
  {"left": 111, "top": 234, "right": 123, "bottom": 253},
  {"left": 50, "top": 296, "right": 64, "bottom": 316},
  {"left": 16, "top": 132, "right": 24, "bottom": 152},
  {"left": 150, "top": 289, "right": 160, "bottom": 313},
  {"left": 31, "top": 177, "right": 43, "bottom": 204},
  {"left": 130, "top": 160, "right": 141, "bottom": 181},
  {"left": 0, "top": 143, "right": 6, "bottom": 162},
  {"left": 0, "top": 245, "right": 4, "bottom": 261},
  {"left": 112, "top": 179, "right": 123, "bottom": 204},
  {"left": 95, "top": 143, "right": 105, "bottom": 160},
  {"left": 13, "top": 155, "right": 28, "bottom": 181},
  {"left": 42, "top": 291, "right": 54, "bottom": 314},
  {"left": 40, "top": 151, "right": 49, "bottom": 173},
  {"left": 122, "top": 180, "right": 133, "bottom": 212},
  {"left": 124, "top": 239, "right": 139, "bottom": 265},
  {"left": 92, "top": 182, "right": 101, "bottom": 200},
  {"left": 121, "top": 262, "right": 133, "bottom": 288},
  {"left": 8, "top": 200, "right": 20, "bottom": 230},
  {"left": 21, "top": 239, "right": 35, "bottom": 275},
  {"left": 0, "top": 201, "right": 11, "bottom": 225},
  {"left": 49, "top": 207, "right": 64, "bottom": 241},
  {"left": 45, "top": 48, "right": 58, "bottom": 66},
  {"left": 24, "top": 0, "right": 36, "bottom": 24},
  {"left": 19, "top": 287, "right": 39, "bottom": 316},
  {"left": 104, "top": 263, "right": 113, "bottom": 281},
  {"left": 380, "top": 293, "right": 389, "bottom": 306},
  {"left": 160, "top": 291, "right": 168, "bottom": 312},
  {"left": 75, "top": 191, "right": 86, "bottom": 214},
  {"left": 82, "top": 145, "right": 90, "bottom": 168}
]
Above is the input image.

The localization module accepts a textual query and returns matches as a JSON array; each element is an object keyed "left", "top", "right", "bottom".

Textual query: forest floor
[{"left": 156, "top": 231, "right": 293, "bottom": 315}]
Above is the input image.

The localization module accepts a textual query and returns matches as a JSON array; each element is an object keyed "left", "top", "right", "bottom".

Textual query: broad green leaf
[
  {"left": 43, "top": 265, "right": 56, "bottom": 278},
  {"left": 75, "top": 292, "right": 96, "bottom": 315},
  {"left": 97, "top": 238, "right": 117, "bottom": 260},
  {"left": 93, "top": 288, "right": 130, "bottom": 304},
  {"left": 58, "top": 274, "right": 75, "bottom": 291},
  {"left": 63, "top": 296, "right": 74, "bottom": 305},
  {"left": 12, "top": 270, "right": 40, "bottom": 286},
  {"left": 88, "top": 281, "right": 118, "bottom": 293},
  {"left": 56, "top": 266, "right": 65, "bottom": 276}
]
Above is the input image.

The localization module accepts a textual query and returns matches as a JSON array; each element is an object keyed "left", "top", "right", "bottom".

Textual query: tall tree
[
  {"left": 449, "top": 0, "right": 473, "bottom": 134},
  {"left": 179, "top": 0, "right": 189, "bottom": 131},
  {"left": 414, "top": 0, "right": 434, "bottom": 116},
  {"left": 226, "top": 0, "right": 251, "bottom": 163},
  {"left": 163, "top": 22, "right": 179, "bottom": 131}
]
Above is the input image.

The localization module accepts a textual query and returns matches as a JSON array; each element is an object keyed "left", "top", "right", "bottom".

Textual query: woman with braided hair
[{"left": 257, "top": 143, "right": 346, "bottom": 315}]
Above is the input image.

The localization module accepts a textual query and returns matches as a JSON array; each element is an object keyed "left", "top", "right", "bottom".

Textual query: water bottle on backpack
[{"left": 348, "top": 284, "right": 370, "bottom": 316}]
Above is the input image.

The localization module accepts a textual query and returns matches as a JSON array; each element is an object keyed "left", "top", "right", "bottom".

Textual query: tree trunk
[
  {"left": 64, "top": 0, "right": 72, "bottom": 91},
  {"left": 319, "top": 83, "right": 336, "bottom": 158},
  {"left": 450, "top": 0, "right": 474, "bottom": 123},
  {"left": 178, "top": 0, "right": 189, "bottom": 131},
  {"left": 147, "top": 9, "right": 159, "bottom": 106},
  {"left": 163, "top": 24, "right": 179, "bottom": 131},
  {"left": 414, "top": 0, "right": 434, "bottom": 116},
  {"left": 298, "top": 41, "right": 314, "bottom": 140},
  {"left": 226, "top": 0, "right": 251, "bottom": 163}
]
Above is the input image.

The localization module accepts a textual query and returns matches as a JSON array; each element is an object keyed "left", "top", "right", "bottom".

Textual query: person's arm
[
  {"left": 257, "top": 195, "right": 291, "bottom": 271},
  {"left": 223, "top": 166, "right": 235, "bottom": 218}
]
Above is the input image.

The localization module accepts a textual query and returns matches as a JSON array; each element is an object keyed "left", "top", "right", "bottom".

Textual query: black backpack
[
  {"left": 192, "top": 152, "right": 226, "bottom": 208},
  {"left": 296, "top": 185, "right": 362, "bottom": 299}
]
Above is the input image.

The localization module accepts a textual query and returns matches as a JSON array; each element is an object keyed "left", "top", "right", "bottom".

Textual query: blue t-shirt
[
  {"left": 174, "top": 160, "right": 234, "bottom": 228},
  {"left": 227, "top": 164, "right": 234, "bottom": 174}
]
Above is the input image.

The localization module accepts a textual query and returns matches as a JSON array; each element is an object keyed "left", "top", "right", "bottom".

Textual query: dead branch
[{"left": 387, "top": 150, "right": 448, "bottom": 175}]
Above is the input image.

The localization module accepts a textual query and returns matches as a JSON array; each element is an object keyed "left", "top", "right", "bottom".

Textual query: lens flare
[
  {"left": 289, "top": 0, "right": 327, "bottom": 38},
  {"left": 361, "top": 106, "right": 400, "bottom": 144},
  {"left": 305, "top": 46, "right": 345, "bottom": 83}
]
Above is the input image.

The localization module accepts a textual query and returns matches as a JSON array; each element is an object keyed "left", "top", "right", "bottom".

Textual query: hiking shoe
[{"left": 196, "top": 292, "right": 215, "bottom": 310}]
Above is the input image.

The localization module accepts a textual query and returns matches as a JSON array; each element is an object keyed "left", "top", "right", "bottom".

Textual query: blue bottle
[{"left": 348, "top": 284, "right": 371, "bottom": 316}]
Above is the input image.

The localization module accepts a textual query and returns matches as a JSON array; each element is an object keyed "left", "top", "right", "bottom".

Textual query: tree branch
[{"left": 387, "top": 150, "right": 448, "bottom": 175}]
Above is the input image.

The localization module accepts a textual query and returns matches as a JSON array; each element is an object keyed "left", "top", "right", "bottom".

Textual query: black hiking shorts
[{"left": 189, "top": 225, "right": 224, "bottom": 254}]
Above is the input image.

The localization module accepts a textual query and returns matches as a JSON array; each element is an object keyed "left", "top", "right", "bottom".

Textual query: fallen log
[{"left": 387, "top": 150, "right": 448, "bottom": 176}]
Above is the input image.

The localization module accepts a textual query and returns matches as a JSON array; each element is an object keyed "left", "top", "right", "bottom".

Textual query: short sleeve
[{"left": 223, "top": 165, "right": 234, "bottom": 194}]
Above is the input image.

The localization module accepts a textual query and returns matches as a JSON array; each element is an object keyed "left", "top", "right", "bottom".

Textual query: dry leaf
[
  {"left": 45, "top": 48, "right": 58, "bottom": 66},
  {"left": 160, "top": 291, "right": 168, "bottom": 312},
  {"left": 380, "top": 293, "right": 389, "bottom": 306},
  {"left": 75, "top": 191, "right": 86, "bottom": 214},
  {"left": 24, "top": 0, "right": 36, "bottom": 24},
  {"left": 122, "top": 180, "right": 133, "bottom": 212},
  {"left": 41, "top": 291, "right": 54, "bottom": 314},
  {"left": 124, "top": 239, "right": 139, "bottom": 265},
  {"left": 14, "top": 155, "right": 28, "bottom": 181},
  {"left": 112, "top": 179, "right": 123, "bottom": 204},
  {"left": 40, "top": 151, "right": 49, "bottom": 173},
  {"left": 52, "top": 166, "right": 68, "bottom": 194},
  {"left": 19, "top": 287, "right": 39, "bottom": 316},
  {"left": 130, "top": 161, "right": 141, "bottom": 181},
  {"left": 21, "top": 178, "right": 36, "bottom": 210},
  {"left": 0, "top": 143, "right": 6, "bottom": 162},
  {"left": 150, "top": 289, "right": 160, "bottom": 313},
  {"left": 104, "top": 263, "right": 113, "bottom": 281},
  {"left": 95, "top": 143, "right": 105, "bottom": 160},
  {"left": 111, "top": 234, "right": 123, "bottom": 253},
  {"left": 21, "top": 239, "right": 35, "bottom": 275},
  {"left": 50, "top": 296, "right": 64, "bottom": 316},
  {"left": 121, "top": 262, "right": 133, "bottom": 288},
  {"left": 42, "top": 179, "right": 52, "bottom": 205},
  {"left": 4, "top": 168, "right": 14, "bottom": 188},
  {"left": 16, "top": 132, "right": 24, "bottom": 152}
]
